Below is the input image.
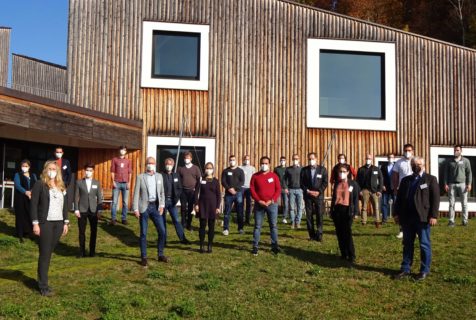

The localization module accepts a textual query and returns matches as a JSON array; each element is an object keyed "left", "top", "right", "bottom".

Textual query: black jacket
[
  {"left": 30, "top": 180, "right": 69, "bottom": 224},
  {"left": 221, "top": 167, "right": 245, "bottom": 194},
  {"left": 74, "top": 178, "right": 103, "bottom": 213},
  {"left": 394, "top": 173, "right": 440, "bottom": 224},
  {"left": 161, "top": 172, "right": 183, "bottom": 205},
  {"left": 330, "top": 180, "right": 360, "bottom": 218},
  {"left": 379, "top": 162, "right": 394, "bottom": 194},
  {"left": 50, "top": 158, "right": 73, "bottom": 186},
  {"left": 300, "top": 165, "right": 328, "bottom": 198},
  {"left": 356, "top": 165, "right": 384, "bottom": 193}
]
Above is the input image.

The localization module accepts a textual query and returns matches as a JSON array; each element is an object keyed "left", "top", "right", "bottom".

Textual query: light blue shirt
[{"left": 145, "top": 173, "right": 157, "bottom": 202}]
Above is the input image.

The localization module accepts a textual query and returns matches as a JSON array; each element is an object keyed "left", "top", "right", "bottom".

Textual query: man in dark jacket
[
  {"left": 221, "top": 155, "right": 245, "bottom": 235},
  {"left": 300, "top": 152, "right": 328, "bottom": 241},
  {"left": 356, "top": 154, "right": 384, "bottom": 227},
  {"left": 379, "top": 153, "right": 396, "bottom": 224},
  {"left": 394, "top": 157, "right": 439, "bottom": 281}
]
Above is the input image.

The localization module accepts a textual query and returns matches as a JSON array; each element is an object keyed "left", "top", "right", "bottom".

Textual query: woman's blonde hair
[{"left": 41, "top": 160, "right": 66, "bottom": 191}]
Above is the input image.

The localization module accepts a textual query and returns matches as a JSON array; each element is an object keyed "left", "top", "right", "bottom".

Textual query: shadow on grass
[
  {"left": 0, "top": 218, "right": 17, "bottom": 237},
  {"left": 0, "top": 269, "right": 37, "bottom": 291},
  {"left": 99, "top": 220, "right": 138, "bottom": 247}
]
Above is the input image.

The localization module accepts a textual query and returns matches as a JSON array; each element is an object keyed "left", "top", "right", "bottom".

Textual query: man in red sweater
[{"left": 250, "top": 156, "right": 282, "bottom": 255}]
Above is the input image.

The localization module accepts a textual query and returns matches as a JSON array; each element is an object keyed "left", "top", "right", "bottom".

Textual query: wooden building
[{"left": 0, "top": 0, "right": 475, "bottom": 212}]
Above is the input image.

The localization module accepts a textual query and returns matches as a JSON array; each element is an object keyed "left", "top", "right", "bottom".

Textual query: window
[
  {"left": 157, "top": 145, "right": 206, "bottom": 173},
  {"left": 141, "top": 22, "right": 209, "bottom": 90},
  {"left": 429, "top": 146, "right": 476, "bottom": 211},
  {"left": 307, "top": 39, "right": 396, "bottom": 131}
]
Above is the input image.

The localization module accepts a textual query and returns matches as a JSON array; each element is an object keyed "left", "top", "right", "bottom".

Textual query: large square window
[
  {"left": 307, "top": 39, "right": 396, "bottom": 131},
  {"left": 142, "top": 22, "right": 209, "bottom": 90}
]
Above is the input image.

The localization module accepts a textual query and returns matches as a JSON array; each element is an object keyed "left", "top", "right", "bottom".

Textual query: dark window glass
[
  {"left": 319, "top": 50, "right": 385, "bottom": 119},
  {"left": 438, "top": 155, "right": 476, "bottom": 202},
  {"left": 156, "top": 145, "right": 205, "bottom": 174},
  {"left": 152, "top": 31, "right": 200, "bottom": 80}
]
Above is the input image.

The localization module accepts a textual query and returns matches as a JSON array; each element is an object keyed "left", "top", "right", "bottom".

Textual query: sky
[{"left": 0, "top": 0, "right": 68, "bottom": 82}]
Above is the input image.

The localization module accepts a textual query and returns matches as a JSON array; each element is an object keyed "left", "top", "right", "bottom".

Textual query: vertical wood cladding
[
  {"left": 68, "top": 0, "right": 476, "bottom": 176},
  {"left": 0, "top": 27, "right": 10, "bottom": 87}
]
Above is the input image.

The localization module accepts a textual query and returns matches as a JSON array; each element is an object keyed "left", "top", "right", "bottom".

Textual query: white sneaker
[
  {"left": 396, "top": 231, "right": 403, "bottom": 239},
  {"left": 282, "top": 219, "right": 288, "bottom": 224},
  {"left": 222, "top": 230, "right": 229, "bottom": 236}
]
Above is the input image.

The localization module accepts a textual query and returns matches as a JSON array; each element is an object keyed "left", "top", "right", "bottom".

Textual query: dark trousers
[
  {"left": 401, "top": 221, "right": 432, "bottom": 274},
  {"left": 199, "top": 218, "right": 215, "bottom": 245},
  {"left": 305, "top": 195, "right": 324, "bottom": 239},
  {"left": 180, "top": 188, "right": 196, "bottom": 229},
  {"left": 242, "top": 188, "right": 252, "bottom": 224},
  {"left": 38, "top": 221, "right": 63, "bottom": 290},
  {"left": 332, "top": 205, "right": 355, "bottom": 260},
  {"left": 78, "top": 210, "right": 98, "bottom": 255},
  {"left": 163, "top": 198, "right": 186, "bottom": 243}
]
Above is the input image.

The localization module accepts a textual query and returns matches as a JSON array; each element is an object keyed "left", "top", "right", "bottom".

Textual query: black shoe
[
  {"left": 448, "top": 221, "right": 455, "bottom": 227},
  {"left": 394, "top": 271, "right": 411, "bottom": 280},
  {"left": 89, "top": 252, "right": 96, "bottom": 257},
  {"left": 251, "top": 247, "right": 259, "bottom": 256},
  {"left": 40, "top": 287, "right": 54, "bottom": 297},
  {"left": 414, "top": 272, "right": 428, "bottom": 281},
  {"left": 180, "top": 238, "right": 192, "bottom": 245},
  {"left": 187, "top": 226, "right": 193, "bottom": 232},
  {"left": 110, "top": 219, "right": 117, "bottom": 226},
  {"left": 122, "top": 220, "right": 128, "bottom": 225},
  {"left": 271, "top": 246, "right": 282, "bottom": 254},
  {"left": 199, "top": 244, "right": 205, "bottom": 253},
  {"left": 77, "top": 251, "right": 86, "bottom": 258},
  {"left": 158, "top": 255, "right": 170, "bottom": 263},
  {"left": 315, "top": 235, "right": 323, "bottom": 242},
  {"left": 19, "top": 238, "right": 24, "bottom": 243},
  {"left": 462, "top": 221, "right": 468, "bottom": 226},
  {"left": 207, "top": 243, "right": 212, "bottom": 253},
  {"left": 140, "top": 257, "right": 148, "bottom": 267}
]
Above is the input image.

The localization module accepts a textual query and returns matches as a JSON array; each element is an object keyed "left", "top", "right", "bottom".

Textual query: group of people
[{"left": 11, "top": 143, "right": 473, "bottom": 296}]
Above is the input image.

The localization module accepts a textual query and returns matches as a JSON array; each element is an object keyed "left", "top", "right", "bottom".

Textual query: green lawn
[{"left": 0, "top": 209, "right": 475, "bottom": 320}]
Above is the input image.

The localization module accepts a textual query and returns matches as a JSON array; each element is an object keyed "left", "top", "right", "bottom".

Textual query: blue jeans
[
  {"left": 112, "top": 182, "right": 129, "bottom": 221},
  {"left": 253, "top": 203, "right": 278, "bottom": 248},
  {"left": 381, "top": 193, "right": 396, "bottom": 222},
  {"left": 224, "top": 192, "right": 244, "bottom": 231},
  {"left": 139, "top": 203, "right": 166, "bottom": 258},
  {"left": 163, "top": 199, "right": 185, "bottom": 242},
  {"left": 401, "top": 221, "right": 432, "bottom": 274},
  {"left": 242, "top": 188, "right": 253, "bottom": 223},
  {"left": 288, "top": 189, "right": 303, "bottom": 224},
  {"left": 280, "top": 191, "right": 289, "bottom": 219}
]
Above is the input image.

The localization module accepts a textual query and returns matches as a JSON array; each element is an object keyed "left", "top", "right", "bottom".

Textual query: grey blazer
[
  {"left": 74, "top": 178, "right": 103, "bottom": 213},
  {"left": 133, "top": 172, "right": 165, "bottom": 213}
]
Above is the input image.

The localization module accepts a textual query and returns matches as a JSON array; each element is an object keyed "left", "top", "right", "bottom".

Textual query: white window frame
[
  {"left": 429, "top": 146, "right": 476, "bottom": 212},
  {"left": 307, "top": 39, "right": 396, "bottom": 131},
  {"left": 147, "top": 136, "right": 216, "bottom": 166},
  {"left": 374, "top": 155, "right": 402, "bottom": 168},
  {"left": 141, "top": 21, "right": 209, "bottom": 90}
]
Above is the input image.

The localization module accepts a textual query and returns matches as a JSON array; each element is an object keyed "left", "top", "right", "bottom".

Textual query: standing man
[
  {"left": 285, "top": 154, "right": 303, "bottom": 229},
  {"left": 110, "top": 145, "right": 132, "bottom": 225},
  {"left": 53, "top": 147, "right": 72, "bottom": 187},
  {"left": 380, "top": 153, "right": 396, "bottom": 224},
  {"left": 394, "top": 157, "right": 439, "bottom": 281},
  {"left": 161, "top": 158, "right": 190, "bottom": 244},
  {"left": 274, "top": 156, "right": 289, "bottom": 224},
  {"left": 300, "top": 152, "right": 328, "bottom": 242},
  {"left": 392, "top": 144, "right": 415, "bottom": 238},
  {"left": 330, "top": 154, "right": 357, "bottom": 185},
  {"left": 356, "top": 154, "right": 384, "bottom": 227},
  {"left": 177, "top": 152, "right": 202, "bottom": 231},
  {"left": 221, "top": 155, "right": 245, "bottom": 235},
  {"left": 239, "top": 155, "right": 256, "bottom": 225},
  {"left": 133, "top": 157, "right": 168, "bottom": 267},
  {"left": 444, "top": 145, "right": 473, "bottom": 227},
  {"left": 250, "top": 156, "right": 282, "bottom": 255},
  {"left": 74, "top": 164, "right": 103, "bottom": 257}
]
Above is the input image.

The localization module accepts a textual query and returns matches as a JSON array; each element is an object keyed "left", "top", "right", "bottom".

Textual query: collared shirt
[
  {"left": 393, "top": 158, "right": 413, "bottom": 184},
  {"left": 387, "top": 163, "right": 394, "bottom": 175},
  {"left": 111, "top": 157, "right": 132, "bottom": 183},
  {"left": 145, "top": 173, "right": 157, "bottom": 202},
  {"left": 164, "top": 172, "right": 174, "bottom": 198},
  {"left": 85, "top": 178, "right": 92, "bottom": 192},
  {"left": 335, "top": 180, "right": 350, "bottom": 206},
  {"left": 444, "top": 157, "right": 472, "bottom": 185},
  {"left": 47, "top": 187, "right": 64, "bottom": 221},
  {"left": 239, "top": 164, "right": 256, "bottom": 188}
]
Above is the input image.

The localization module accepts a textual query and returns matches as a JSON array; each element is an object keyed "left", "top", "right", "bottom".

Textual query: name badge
[
  {"left": 268, "top": 178, "right": 274, "bottom": 183},
  {"left": 174, "top": 178, "right": 179, "bottom": 182},
  {"left": 373, "top": 171, "right": 378, "bottom": 175},
  {"left": 420, "top": 183, "right": 428, "bottom": 190},
  {"left": 458, "top": 161, "right": 464, "bottom": 165},
  {"left": 92, "top": 185, "right": 98, "bottom": 189},
  {"left": 201, "top": 180, "right": 207, "bottom": 185},
  {"left": 348, "top": 186, "right": 353, "bottom": 192},
  {"left": 63, "top": 165, "right": 67, "bottom": 170},
  {"left": 316, "top": 174, "right": 322, "bottom": 178},
  {"left": 227, "top": 172, "right": 233, "bottom": 176},
  {"left": 120, "top": 163, "right": 124, "bottom": 168},
  {"left": 158, "top": 181, "right": 161, "bottom": 184},
  {"left": 63, "top": 191, "right": 67, "bottom": 196}
]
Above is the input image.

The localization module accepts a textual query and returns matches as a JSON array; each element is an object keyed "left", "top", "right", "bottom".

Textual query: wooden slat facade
[
  {"left": 67, "top": 0, "right": 476, "bottom": 196},
  {"left": 12, "top": 54, "right": 68, "bottom": 102},
  {"left": 0, "top": 27, "right": 10, "bottom": 87}
]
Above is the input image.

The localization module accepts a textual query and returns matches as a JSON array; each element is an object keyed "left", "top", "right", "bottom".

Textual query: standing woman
[
  {"left": 330, "top": 164, "right": 360, "bottom": 264},
  {"left": 194, "top": 162, "right": 221, "bottom": 253},
  {"left": 30, "top": 160, "right": 69, "bottom": 296},
  {"left": 13, "top": 160, "right": 38, "bottom": 242}
]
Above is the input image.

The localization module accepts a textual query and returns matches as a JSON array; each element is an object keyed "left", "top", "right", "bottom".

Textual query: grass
[{"left": 0, "top": 209, "right": 475, "bottom": 319}]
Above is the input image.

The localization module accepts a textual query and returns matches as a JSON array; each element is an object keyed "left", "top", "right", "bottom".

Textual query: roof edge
[{"left": 12, "top": 53, "right": 67, "bottom": 70}]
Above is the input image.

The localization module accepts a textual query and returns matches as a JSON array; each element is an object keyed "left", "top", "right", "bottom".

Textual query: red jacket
[{"left": 250, "top": 171, "right": 281, "bottom": 203}]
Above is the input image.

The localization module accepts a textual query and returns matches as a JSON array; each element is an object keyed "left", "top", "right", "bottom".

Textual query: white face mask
[
  {"left": 120, "top": 149, "right": 126, "bottom": 156},
  {"left": 184, "top": 159, "right": 192, "bottom": 165},
  {"left": 21, "top": 167, "right": 29, "bottom": 173},
  {"left": 260, "top": 164, "right": 269, "bottom": 172},
  {"left": 309, "top": 159, "right": 316, "bottom": 166},
  {"left": 293, "top": 160, "right": 299, "bottom": 166},
  {"left": 55, "top": 153, "right": 63, "bottom": 159},
  {"left": 147, "top": 164, "right": 156, "bottom": 172},
  {"left": 85, "top": 171, "right": 93, "bottom": 178},
  {"left": 229, "top": 160, "right": 236, "bottom": 167},
  {"left": 280, "top": 160, "right": 286, "bottom": 166},
  {"left": 339, "top": 172, "right": 347, "bottom": 180},
  {"left": 205, "top": 169, "right": 214, "bottom": 176},
  {"left": 48, "top": 170, "right": 57, "bottom": 179},
  {"left": 404, "top": 151, "right": 412, "bottom": 159},
  {"left": 244, "top": 160, "right": 250, "bottom": 165},
  {"left": 339, "top": 158, "right": 345, "bottom": 164},
  {"left": 366, "top": 159, "right": 372, "bottom": 166},
  {"left": 165, "top": 165, "right": 173, "bottom": 172}
]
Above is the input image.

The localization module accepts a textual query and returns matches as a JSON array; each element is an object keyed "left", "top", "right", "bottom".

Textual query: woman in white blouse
[{"left": 30, "top": 160, "right": 69, "bottom": 297}]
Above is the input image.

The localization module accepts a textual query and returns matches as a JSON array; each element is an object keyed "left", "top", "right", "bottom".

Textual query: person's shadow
[
  {"left": 0, "top": 269, "right": 37, "bottom": 291},
  {"left": 99, "top": 220, "right": 138, "bottom": 247},
  {"left": 0, "top": 215, "right": 18, "bottom": 236}
]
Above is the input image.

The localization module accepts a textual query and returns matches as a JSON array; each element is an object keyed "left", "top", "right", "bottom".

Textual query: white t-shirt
[{"left": 392, "top": 158, "right": 413, "bottom": 185}]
